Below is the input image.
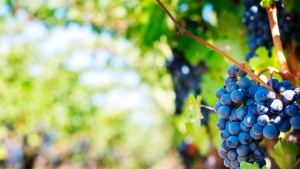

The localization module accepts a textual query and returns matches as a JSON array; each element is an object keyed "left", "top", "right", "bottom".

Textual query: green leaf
[
  {"left": 271, "top": 140, "right": 299, "bottom": 169},
  {"left": 240, "top": 162, "right": 267, "bottom": 169},
  {"left": 260, "top": 0, "right": 273, "bottom": 8},
  {"left": 249, "top": 47, "right": 281, "bottom": 79},
  {"left": 185, "top": 95, "right": 203, "bottom": 131}
]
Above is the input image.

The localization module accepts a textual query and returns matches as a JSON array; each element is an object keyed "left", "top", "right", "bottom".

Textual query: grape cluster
[
  {"left": 215, "top": 64, "right": 300, "bottom": 168},
  {"left": 242, "top": 0, "right": 300, "bottom": 61},
  {"left": 166, "top": 49, "right": 208, "bottom": 117},
  {"left": 215, "top": 65, "right": 267, "bottom": 168},
  {"left": 242, "top": 0, "right": 289, "bottom": 61}
]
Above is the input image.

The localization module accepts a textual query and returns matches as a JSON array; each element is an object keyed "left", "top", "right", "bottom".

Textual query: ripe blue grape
[
  {"left": 231, "top": 90, "right": 244, "bottom": 103},
  {"left": 240, "top": 121, "right": 251, "bottom": 132},
  {"left": 263, "top": 124, "right": 278, "bottom": 139},
  {"left": 290, "top": 115, "right": 300, "bottom": 129},
  {"left": 216, "top": 118, "right": 227, "bottom": 130},
  {"left": 248, "top": 141, "right": 258, "bottom": 151},
  {"left": 238, "top": 155, "right": 250, "bottom": 163},
  {"left": 228, "top": 122, "right": 242, "bottom": 135},
  {"left": 278, "top": 120, "right": 291, "bottom": 132},
  {"left": 257, "top": 114, "right": 269, "bottom": 126},
  {"left": 220, "top": 94, "right": 233, "bottom": 106},
  {"left": 238, "top": 132, "right": 252, "bottom": 144},
  {"left": 270, "top": 99, "right": 283, "bottom": 112},
  {"left": 236, "top": 107, "right": 247, "bottom": 120},
  {"left": 218, "top": 106, "right": 231, "bottom": 119},
  {"left": 218, "top": 149, "right": 228, "bottom": 158},
  {"left": 246, "top": 99, "right": 255, "bottom": 106},
  {"left": 248, "top": 105, "right": 258, "bottom": 115},
  {"left": 213, "top": 102, "right": 223, "bottom": 113},
  {"left": 227, "top": 136, "right": 239, "bottom": 148},
  {"left": 229, "top": 109, "right": 239, "bottom": 121},
  {"left": 231, "top": 159, "right": 240, "bottom": 168},
  {"left": 285, "top": 104, "right": 298, "bottom": 116},
  {"left": 254, "top": 89, "right": 266, "bottom": 103},
  {"left": 215, "top": 87, "right": 228, "bottom": 99},
  {"left": 224, "top": 158, "right": 231, "bottom": 168},
  {"left": 225, "top": 77, "right": 236, "bottom": 85},
  {"left": 237, "top": 144, "right": 249, "bottom": 156},
  {"left": 246, "top": 84, "right": 259, "bottom": 98},
  {"left": 221, "top": 129, "right": 231, "bottom": 141},
  {"left": 264, "top": 90, "right": 276, "bottom": 101},
  {"left": 252, "top": 123, "right": 263, "bottom": 135},
  {"left": 250, "top": 128, "right": 263, "bottom": 140},
  {"left": 257, "top": 102, "right": 268, "bottom": 114},
  {"left": 244, "top": 114, "right": 257, "bottom": 127},
  {"left": 227, "top": 65, "right": 237, "bottom": 77},
  {"left": 253, "top": 147, "right": 266, "bottom": 160},
  {"left": 238, "top": 77, "right": 251, "bottom": 89},
  {"left": 226, "top": 82, "right": 238, "bottom": 93},
  {"left": 281, "top": 90, "right": 296, "bottom": 105},
  {"left": 227, "top": 149, "right": 238, "bottom": 160},
  {"left": 235, "top": 67, "right": 247, "bottom": 77}
]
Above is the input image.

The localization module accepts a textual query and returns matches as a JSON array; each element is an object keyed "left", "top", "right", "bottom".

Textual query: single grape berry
[
  {"left": 263, "top": 124, "right": 278, "bottom": 139},
  {"left": 290, "top": 115, "right": 300, "bottom": 129},
  {"left": 227, "top": 136, "right": 239, "bottom": 148},
  {"left": 231, "top": 90, "right": 244, "bottom": 103}
]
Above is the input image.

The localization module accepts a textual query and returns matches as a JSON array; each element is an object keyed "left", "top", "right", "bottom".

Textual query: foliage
[
  {"left": 271, "top": 140, "right": 300, "bottom": 169},
  {"left": 240, "top": 162, "right": 267, "bottom": 169}
]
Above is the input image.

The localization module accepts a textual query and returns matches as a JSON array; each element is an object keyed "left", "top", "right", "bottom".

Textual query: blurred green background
[{"left": 0, "top": 0, "right": 260, "bottom": 169}]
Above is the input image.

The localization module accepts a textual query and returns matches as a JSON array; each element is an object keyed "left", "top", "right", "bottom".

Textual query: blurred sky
[{"left": 0, "top": 3, "right": 157, "bottom": 128}]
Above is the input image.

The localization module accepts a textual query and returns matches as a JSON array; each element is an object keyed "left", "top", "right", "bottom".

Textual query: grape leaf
[
  {"left": 271, "top": 140, "right": 300, "bottom": 169},
  {"left": 184, "top": 95, "right": 203, "bottom": 133},
  {"left": 249, "top": 47, "right": 281, "bottom": 77},
  {"left": 260, "top": 0, "right": 273, "bottom": 8},
  {"left": 240, "top": 162, "right": 267, "bottom": 169}
]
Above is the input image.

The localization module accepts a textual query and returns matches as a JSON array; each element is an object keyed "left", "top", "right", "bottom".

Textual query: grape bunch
[
  {"left": 215, "top": 65, "right": 267, "bottom": 168},
  {"left": 215, "top": 64, "right": 300, "bottom": 168},
  {"left": 166, "top": 49, "right": 209, "bottom": 120},
  {"left": 243, "top": 0, "right": 300, "bottom": 61},
  {"left": 242, "top": 0, "right": 289, "bottom": 61}
]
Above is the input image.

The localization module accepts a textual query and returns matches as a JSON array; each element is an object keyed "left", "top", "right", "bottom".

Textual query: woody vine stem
[
  {"left": 156, "top": 0, "right": 272, "bottom": 90},
  {"left": 266, "top": 5, "right": 293, "bottom": 83}
]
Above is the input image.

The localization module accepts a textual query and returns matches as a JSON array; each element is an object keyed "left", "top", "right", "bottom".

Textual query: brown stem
[
  {"left": 286, "top": 40, "right": 300, "bottom": 83},
  {"left": 256, "top": 66, "right": 283, "bottom": 78},
  {"left": 266, "top": 6, "right": 293, "bottom": 82},
  {"left": 156, "top": 0, "right": 272, "bottom": 91},
  {"left": 200, "top": 104, "right": 214, "bottom": 111}
]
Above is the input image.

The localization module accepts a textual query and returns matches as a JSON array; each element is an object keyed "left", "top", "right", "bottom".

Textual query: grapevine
[{"left": 156, "top": 0, "right": 300, "bottom": 168}]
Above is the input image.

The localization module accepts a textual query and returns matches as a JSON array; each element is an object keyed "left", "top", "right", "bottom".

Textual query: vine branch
[
  {"left": 256, "top": 66, "right": 283, "bottom": 78},
  {"left": 201, "top": 104, "right": 214, "bottom": 111},
  {"left": 266, "top": 5, "right": 293, "bottom": 82},
  {"left": 156, "top": 0, "right": 272, "bottom": 91}
]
